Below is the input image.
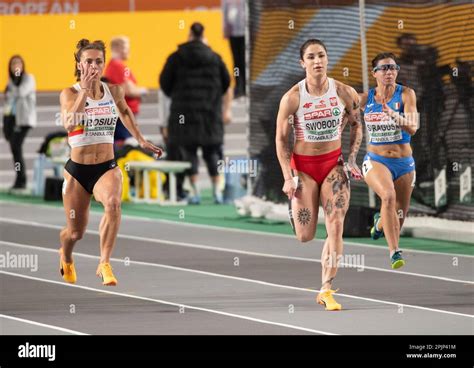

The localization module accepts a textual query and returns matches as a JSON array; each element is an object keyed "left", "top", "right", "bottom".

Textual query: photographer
[{"left": 396, "top": 34, "right": 448, "bottom": 185}]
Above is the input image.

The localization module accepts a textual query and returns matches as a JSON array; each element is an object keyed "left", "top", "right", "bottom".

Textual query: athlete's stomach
[
  {"left": 293, "top": 139, "right": 341, "bottom": 156},
  {"left": 368, "top": 143, "right": 412, "bottom": 158},
  {"left": 70, "top": 143, "right": 115, "bottom": 164}
]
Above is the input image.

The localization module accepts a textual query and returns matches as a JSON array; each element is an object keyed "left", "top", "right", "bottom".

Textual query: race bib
[
  {"left": 365, "top": 112, "right": 402, "bottom": 143},
  {"left": 362, "top": 158, "right": 373, "bottom": 177}
]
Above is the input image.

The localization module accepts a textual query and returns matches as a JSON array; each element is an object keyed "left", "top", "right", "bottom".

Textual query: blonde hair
[{"left": 110, "top": 36, "right": 130, "bottom": 50}]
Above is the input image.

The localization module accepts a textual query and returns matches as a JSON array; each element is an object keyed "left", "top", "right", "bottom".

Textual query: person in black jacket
[{"left": 160, "top": 22, "right": 232, "bottom": 204}]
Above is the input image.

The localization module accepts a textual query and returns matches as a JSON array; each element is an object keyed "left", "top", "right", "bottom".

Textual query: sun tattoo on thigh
[{"left": 297, "top": 208, "right": 311, "bottom": 226}]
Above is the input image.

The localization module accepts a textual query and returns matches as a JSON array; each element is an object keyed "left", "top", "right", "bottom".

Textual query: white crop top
[
  {"left": 293, "top": 78, "right": 345, "bottom": 143},
  {"left": 68, "top": 82, "right": 119, "bottom": 148}
]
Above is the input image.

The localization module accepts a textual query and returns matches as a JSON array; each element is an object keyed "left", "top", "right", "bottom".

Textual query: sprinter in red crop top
[{"left": 276, "top": 39, "right": 363, "bottom": 311}]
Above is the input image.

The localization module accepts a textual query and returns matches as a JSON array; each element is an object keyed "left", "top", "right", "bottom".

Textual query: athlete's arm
[
  {"left": 342, "top": 85, "right": 363, "bottom": 180},
  {"left": 382, "top": 87, "right": 418, "bottom": 135},
  {"left": 359, "top": 91, "right": 368, "bottom": 110},
  {"left": 59, "top": 61, "right": 95, "bottom": 132},
  {"left": 110, "top": 84, "right": 163, "bottom": 157},
  {"left": 275, "top": 88, "right": 299, "bottom": 199}
]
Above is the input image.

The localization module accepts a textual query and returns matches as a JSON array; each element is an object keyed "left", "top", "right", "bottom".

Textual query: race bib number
[
  {"left": 362, "top": 159, "right": 373, "bottom": 177},
  {"left": 365, "top": 113, "right": 402, "bottom": 143},
  {"left": 303, "top": 119, "right": 341, "bottom": 142}
]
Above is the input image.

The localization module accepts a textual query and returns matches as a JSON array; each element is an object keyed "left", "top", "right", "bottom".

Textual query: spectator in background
[
  {"left": 104, "top": 36, "right": 148, "bottom": 148},
  {"left": 3, "top": 55, "right": 37, "bottom": 190},
  {"left": 222, "top": 0, "right": 246, "bottom": 98},
  {"left": 160, "top": 22, "right": 232, "bottom": 204},
  {"left": 396, "top": 33, "right": 448, "bottom": 185},
  {"left": 157, "top": 88, "right": 173, "bottom": 199},
  {"left": 157, "top": 89, "right": 171, "bottom": 146}
]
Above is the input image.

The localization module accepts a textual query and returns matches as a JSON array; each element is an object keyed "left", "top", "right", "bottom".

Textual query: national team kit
[
  {"left": 291, "top": 78, "right": 414, "bottom": 184},
  {"left": 64, "top": 82, "right": 119, "bottom": 194},
  {"left": 291, "top": 78, "right": 345, "bottom": 185}
]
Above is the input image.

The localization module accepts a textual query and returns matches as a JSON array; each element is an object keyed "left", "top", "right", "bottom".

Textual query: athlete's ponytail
[{"left": 74, "top": 39, "right": 106, "bottom": 81}]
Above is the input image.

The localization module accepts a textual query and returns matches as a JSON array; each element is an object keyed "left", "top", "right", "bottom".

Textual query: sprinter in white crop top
[
  {"left": 58, "top": 39, "right": 163, "bottom": 287},
  {"left": 275, "top": 39, "right": 364, "bottom": 311}
]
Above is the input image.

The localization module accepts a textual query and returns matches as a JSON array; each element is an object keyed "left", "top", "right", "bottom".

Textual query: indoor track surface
[{"left": 1, "top": 201, "right": 473, "bottom": 335}]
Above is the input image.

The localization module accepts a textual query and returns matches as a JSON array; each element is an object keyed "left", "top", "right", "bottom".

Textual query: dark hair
[
  {"left": 190, "top": 22, "right": 204, "bottom": 39},
  {"left": 8, "top": 55, "right": 26, "bottom": 86},
  {"left": 371, "top": 52, "right": 398, "bottom": 69},
  {"left": 396, "top": 33, "right": 417, "bottom": 47},
  {"left": 300, "top": 39, "right": 328, "bottom": 60},
  {"left": 74, "top": 39, "right": 106, "bottom": 81}
]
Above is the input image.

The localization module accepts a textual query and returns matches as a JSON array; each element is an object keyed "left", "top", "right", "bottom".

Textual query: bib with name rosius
[{"left": 68, "top": 82, "right": 119, "bottom": 148}]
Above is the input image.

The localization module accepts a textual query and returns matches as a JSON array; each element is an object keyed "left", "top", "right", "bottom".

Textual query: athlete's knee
[
  {"left": 380, "top": 189, "right": 396, "bottom": 207},
  {"left": 69, "top": 230, "right": 84, "bottom": 242},
  {"left": 103, "top": 197, "right": 121, "bottom": 214},
  {"left": 296, "top": 231, "right": 314, "bottom": 243},
  {"left": 326, "top": 217, "right": 344, "bottom": 237}
]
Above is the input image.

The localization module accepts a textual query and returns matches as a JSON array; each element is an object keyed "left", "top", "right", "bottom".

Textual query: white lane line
[
  {"left": 1, "top": 240, "right": 473, "bottom": 319},
  {"left": 0, "top": 314, "right": 88, "bottom": 335},
  {"left": 0, "top": 216, "right": 472, "bottom": 285},
  {"left": 1, "top": 199, "right": 472, "bottom": 259},
  {"left": 0, "top": 270, "right": 330, "bottom": 335}
]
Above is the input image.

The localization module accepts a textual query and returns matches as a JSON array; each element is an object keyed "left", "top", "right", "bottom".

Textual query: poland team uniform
[{"left": 290, "top": 77, "right": 346, "bottom": 185}]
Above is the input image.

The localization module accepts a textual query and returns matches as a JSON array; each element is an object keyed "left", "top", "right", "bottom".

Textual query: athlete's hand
[
  {"left": 346, "top": 156, "right": 363, "bottom": 180},
  {"left": 139, "top": 139, "right": 164, "bottom": 159},
  {"left": 62, "top": 110, "right": 83, "bottom": 132},
  {"left": 282, "top": 177, "right": 298, "bottom": 200},
  {"left": 65, "top": 120, "right": 82, "bottom": 133},
  {"left": 381, "top": 96, "right": 396, "bottom": 116},
  {"left": 78, "top": 62, "right": 99, "bottom": 90},
  {"left": 64, "top": 121, "right": 75, "bottom": 132}
]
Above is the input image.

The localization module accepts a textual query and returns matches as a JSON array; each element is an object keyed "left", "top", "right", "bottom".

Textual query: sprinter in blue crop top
[{"left": 360, "top": 52, "right": 419, "bottom": 270}]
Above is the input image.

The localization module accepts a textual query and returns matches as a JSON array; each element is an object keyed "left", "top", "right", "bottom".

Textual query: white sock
[{"left": 390, "top": 249, "right": 399, "bottom": 258}]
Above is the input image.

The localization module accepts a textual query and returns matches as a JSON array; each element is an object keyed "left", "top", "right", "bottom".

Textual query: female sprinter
[
  {"left": 59, "top": 39, "right": 162, "bottom": 285},
  {"left": 360, "top": 52, "right": 418, "bottom": 269},
  {"left": 276, "top": 39, "right": 363, "bottom": 311}
]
